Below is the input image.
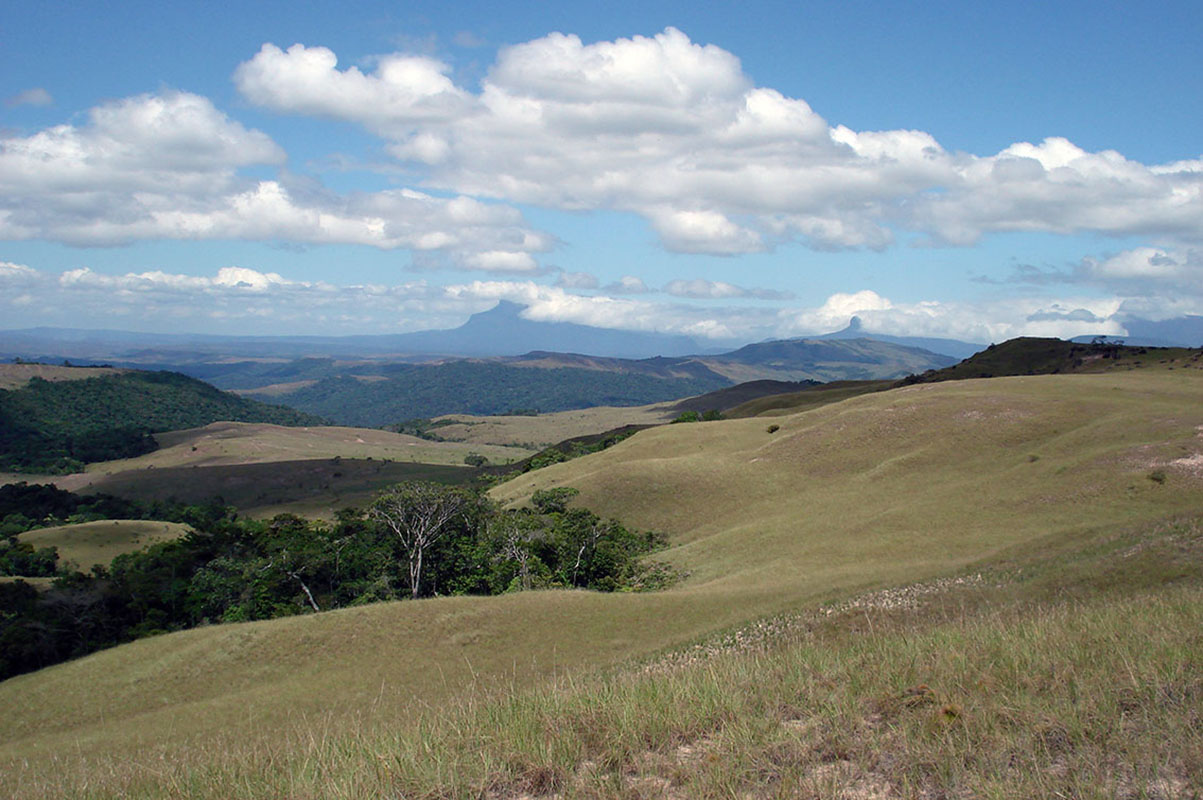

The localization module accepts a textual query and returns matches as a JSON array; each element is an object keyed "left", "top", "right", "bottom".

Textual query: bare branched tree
[{"left": 369, "top": 482, "right": 471, "bottom": 599}]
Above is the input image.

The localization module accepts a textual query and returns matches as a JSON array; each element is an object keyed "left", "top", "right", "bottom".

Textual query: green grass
[
  {"left": 2, "top": 370, "right": 1201, "bottom": 797},
  {"left": 18, "top": 519, "right": 190, "bottom": 571}
]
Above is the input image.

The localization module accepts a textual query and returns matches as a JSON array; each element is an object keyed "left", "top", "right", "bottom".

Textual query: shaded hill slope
[{"left": 3, "top": 369, "right": 1201, "bottom": 791}]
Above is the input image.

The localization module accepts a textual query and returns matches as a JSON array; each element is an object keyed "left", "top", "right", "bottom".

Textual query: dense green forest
[
  {"left": 276, "top": 362, "right": 730, "bottom": 427},
  {"left": 0, "top": 370, "right": 325, "bottom": 473},
  {"left": 0, "top": 484, "right": 676, "bottom": 681}
]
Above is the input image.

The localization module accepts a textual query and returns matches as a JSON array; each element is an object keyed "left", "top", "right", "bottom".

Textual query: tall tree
[{"left": 369, "top": 482, "right": 474, "bottom": 599}]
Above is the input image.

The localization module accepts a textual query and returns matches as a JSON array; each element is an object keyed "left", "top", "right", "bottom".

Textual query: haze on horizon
[{"left": 1, "top": 0, "right": 1200, "bottom": 345}]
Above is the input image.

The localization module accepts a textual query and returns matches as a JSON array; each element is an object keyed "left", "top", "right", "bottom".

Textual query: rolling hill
[
  {"left": 18, "top": 520, "right": 191, "bottom": 572},
  {"left": 2, "top": 364, "right": 1200, "bottom": 797},
  {"left": 0, "top": 366, "right": 324, "bottom": 474},
  {"left": 229, "top": 337, "right": 955, "bottom": 427}
]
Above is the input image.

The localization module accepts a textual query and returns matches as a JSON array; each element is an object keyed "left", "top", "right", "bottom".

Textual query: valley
[{"left": 1, "top": 341, "right": 1201, "bottom": 797}]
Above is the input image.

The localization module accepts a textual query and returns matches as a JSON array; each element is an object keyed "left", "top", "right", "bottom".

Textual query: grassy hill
[
  {"left": 0, "top": 368, "right": 325, "bottom": 473},
  {"left": 906, "top": 336, "right": 1203, "bottom": 383},
  {"left": 61, "top": 458, "right": 481, "bottom": 519},
  {"left": 2, "top": 368, "right": 1201, "bottom": 797},
  {"left": 18, "top": 520, "right": 191, "bottom": 571},
  {"left": 84, "top": 421, "right": 532, "bottom": 471}
]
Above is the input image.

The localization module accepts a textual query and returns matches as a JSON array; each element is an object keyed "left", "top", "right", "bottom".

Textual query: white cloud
[
  {"left": 1083, "top": 247, "right": 1200, "bottom": 287},
  {"left": 0, "top": 91, "right": 552, "bottom": 269},
  {"left": 603, "top": 275, "right": 651, "bottom": 294},
  {"left": 663, "top": 278, "right": 793, "bottom": 300},
  {"left": 444, "top": 279, "right": 749, "bottom": 339},
  {"left": 234, "top": 43, "right": 471, "bottom": 135},
  {"left": 4, "top": 260, "right": 1182, "bottom": 344},
  {"left": 235, "top": 29, "right": 1203, "bottom": 257},
  {"left": 782, "top": 289, "right": 1127, "bottom": 343},
  {"left": 6, "top": 88, "right": 53, "bottom": 107},
  {"left": 554, "top": 270, "right": 600, "bottom": 290}
]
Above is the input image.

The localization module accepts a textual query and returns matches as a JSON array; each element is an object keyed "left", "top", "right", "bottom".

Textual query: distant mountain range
[
  {"left": 0, "top": 301, "right": 708, "bottom": 363},
  {"left": 814, "top": 316, "right": 985, "bottom": 360},
  {"left": 3, "top": 304, "right": 1201, "bottom": 366}
]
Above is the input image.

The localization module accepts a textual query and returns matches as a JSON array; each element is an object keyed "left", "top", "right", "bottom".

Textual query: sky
[{"left": 1, "top": 0, "right": 1200, "bottom": 345}]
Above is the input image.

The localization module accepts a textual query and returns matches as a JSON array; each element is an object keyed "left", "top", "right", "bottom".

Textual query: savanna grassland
[
  {"left": 2, "top": 368, "right": 1202, "bottom": 798},
  {"left": 18, "top": 519, "right": 191, "bottom": 571},
  {"left": 32, "top": 423, "right": 534, "bottom": 519}
]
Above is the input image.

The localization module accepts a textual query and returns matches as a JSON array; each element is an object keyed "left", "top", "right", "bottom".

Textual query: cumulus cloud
[
  {"left": 444, "top": 279, "right": 755, "bottom": 339},
  {"left": 1082, "top": 247, "right": 1201, "bottom": 287},
  {"left": 6, "top": 88, "right": 53, "bottom": 107},
  {"left": 234, "top": 43, "right": 471, "bottom": 136},
  {"left": 234, "top": 28, "right": 1203, "bottom": 256},
  {"left": 0, "top": 91, "right": 552, "bottom": 269},
  {"left": 781, "top": 289, "right": 1127, "bottom": 343}
]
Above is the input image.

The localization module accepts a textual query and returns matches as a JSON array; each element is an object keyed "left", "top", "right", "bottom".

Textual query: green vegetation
[
  {"left": 491, "top": 425, "right": 646, "bottom": 478},
  {"left": 670, "top": 409, "right": 723, "bottom": 423},
  {"left": 386, "top": 417, "right": 460, "bottom": 440},
  {"left": 272, "top": 362, "right": 729, "bottom": 427},
  {"left": 0, "top": 482, "right": 672, "bottom": 682},
  {"left": 0, "top": 370, "right": 324, "bottom": 473}
]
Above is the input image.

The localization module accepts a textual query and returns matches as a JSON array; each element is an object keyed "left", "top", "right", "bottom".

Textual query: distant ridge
[
  {"left": 0, "top": 302, "right": 707, "bottom": 362},
  {"left": 815, "top": 316, "right": 985, "bottom": 360}
]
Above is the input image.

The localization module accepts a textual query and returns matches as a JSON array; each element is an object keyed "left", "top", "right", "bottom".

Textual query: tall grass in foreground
[{"left": 11, "top": 518, "right": 1202, "bottom": 799}]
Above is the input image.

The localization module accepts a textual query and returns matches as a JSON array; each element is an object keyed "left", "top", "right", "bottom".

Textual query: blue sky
[{"left": 1, "top": 0, "right": 1200, "bottom": 343}]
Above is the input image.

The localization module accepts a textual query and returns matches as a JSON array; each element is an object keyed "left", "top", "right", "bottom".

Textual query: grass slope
[
  {"left": 86, "top": 421, "right": 532, "bottom": 471},
  {"left": 2, "top": 370, "right": 1201, "bottom": 796},
  {"left": 908, "top": 336, "right": 1203, "bottom": 383},
  {"left": 494, "top": 373, "right": 1203, "bottom": 593},
  {"left": 58, "top": 458, "right": 480, "bottom": 519},
  {"left": 431, "top": 403, "right": 678, "bottom": 448},
  {"left": 19, "top": 520, "right": 190, "bottom": 571}
]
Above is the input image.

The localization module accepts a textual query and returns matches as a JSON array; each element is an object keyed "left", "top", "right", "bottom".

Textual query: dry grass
[
  {"left": 2, "top": 370, "right": 1202, "bottom": 796},
  {"left": 9, "top": 514, "right": 1200, "bottom": 799},
  {"left": 84, "top": 421, "right": 534, "bottom": 472},
  {"left": 19, "top": 519, "right": 191, "bottom": 571},
  {"left": 432, "top": 404, "right": 678, "bottom": 448},
  {"left": 0, "top": 363, "right": 128, "bottom": 390},
  {"left": 60, "top": 458, "right": 480, "bottom": 519}
]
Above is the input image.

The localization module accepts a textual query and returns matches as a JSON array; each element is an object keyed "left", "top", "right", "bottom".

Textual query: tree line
[{"left": 0, "top": 483, "right": 678, "bottom": 682}]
